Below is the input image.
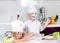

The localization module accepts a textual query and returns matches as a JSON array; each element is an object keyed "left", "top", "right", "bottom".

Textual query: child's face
[
  {"left": 28, "top": 13, "right": 37, "bottom": 20},
  {"left": 15, "top": 32, "right": 23, "bottom": 39}
]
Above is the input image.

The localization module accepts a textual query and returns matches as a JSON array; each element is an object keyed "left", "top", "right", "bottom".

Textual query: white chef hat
[
  {"left": 11, "top": 20, "right": 25, "bottom": 32},
  {"left": 28, "top": 5, "right": 38, "bottom": 13},
  {"left": 27, "top": 0, "right": 38, "bottom": 14}
]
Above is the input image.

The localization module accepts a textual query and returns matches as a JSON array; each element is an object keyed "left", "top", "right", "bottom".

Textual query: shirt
[{"left": 25, "top": 20, "right": 43, "bottom": 34}]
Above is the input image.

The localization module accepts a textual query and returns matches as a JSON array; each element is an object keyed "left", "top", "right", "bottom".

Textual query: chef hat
[
  {"left": 28, "top": 0, "right": 37, "bottom": 6},
  {"left": 28, "top": 5, "right": 38, "bottom": 13},
  {"left": 27, "top": 0, "right": 38, "bottom": 14},
  {"left": 11, "top": 20, "right": 25, "bottom": 32}
]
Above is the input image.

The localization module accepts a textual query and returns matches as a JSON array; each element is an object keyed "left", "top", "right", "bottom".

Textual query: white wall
[
  {"left": 0, "top": 0, "right": 41, "bottom": 25},
  {"left": 0, "top": 1, "right": 19, "bottom": 25},
  {"left": 0, "top": 0, "right": 28, "bottom": 25},
  {"left": 1, "top": 0, "right": 60, "bottom": 25},
  {"left": 43, "top": 1, "right": 60, "bottom": 18}
]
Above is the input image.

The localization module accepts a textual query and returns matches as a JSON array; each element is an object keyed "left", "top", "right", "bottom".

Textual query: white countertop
[
  {"left": 24, "top": 40, "right": 59, "bottom": 43},
  {"left": 0, "top": 36, "right": 60, "bottom": 43},
  {"left": 0, "top": 40, "right": 59, "bottom": 43},
  {"left": 23, "top": 36, "right": 60, "bottom": 43}
]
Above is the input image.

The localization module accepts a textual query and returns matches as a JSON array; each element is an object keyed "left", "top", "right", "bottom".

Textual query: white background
[{"left": 0, "top": 0, "right": 60, "bottom": 25}]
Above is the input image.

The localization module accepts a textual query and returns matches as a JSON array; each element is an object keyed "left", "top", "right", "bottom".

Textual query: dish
[{"left": 42, "top": 36, "right": 57, "bottom": 40}]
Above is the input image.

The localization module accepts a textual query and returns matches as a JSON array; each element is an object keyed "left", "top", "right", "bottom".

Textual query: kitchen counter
[{"left": 0, "top": 39, "right": 59, "bottom": 43}]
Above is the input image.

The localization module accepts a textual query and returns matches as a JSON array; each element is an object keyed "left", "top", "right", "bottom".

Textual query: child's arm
[{"left": 14, "top": 33, "right": 34, "bottom": 42}]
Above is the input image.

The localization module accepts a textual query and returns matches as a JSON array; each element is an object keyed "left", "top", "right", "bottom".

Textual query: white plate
[{"left": 43, "top": 36, "right": 55, "bottom": 39}]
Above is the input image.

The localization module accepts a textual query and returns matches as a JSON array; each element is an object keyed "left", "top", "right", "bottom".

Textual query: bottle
[{"left": 51, "top": 16, "right": 55, "bottom": 24}]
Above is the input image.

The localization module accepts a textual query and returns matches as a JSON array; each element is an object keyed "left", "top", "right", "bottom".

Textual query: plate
[{"left": 42, "top": 36, "right": 57, "bottom": 40}]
